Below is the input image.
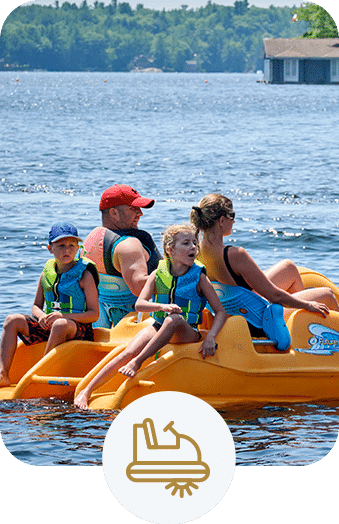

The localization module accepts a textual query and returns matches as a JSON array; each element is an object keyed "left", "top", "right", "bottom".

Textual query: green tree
[
  {"left": 0, "top": 2, "right": 308, "bottom": 72},
  {"left": 119, "top": 2, "right": 133, "bottom": 16},
  {"left": 296, "top": 2, "right": 338, "bottom": 38},
  {"left": 222, "top": 40, "right": 246, "bottom": 71},
  {"left": 151, "top": 33, "right": 168, "bottom": 69},
  {"left": 234, "top": 0, "right": 248, "bottom": 17}
]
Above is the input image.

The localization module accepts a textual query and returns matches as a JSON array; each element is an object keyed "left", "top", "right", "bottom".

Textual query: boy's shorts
[{"left": 18, "top": 315, "right": 94, "bottom": 346}]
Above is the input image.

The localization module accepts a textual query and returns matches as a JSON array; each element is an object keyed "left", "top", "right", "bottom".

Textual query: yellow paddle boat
[{"left": 1, "top": 267, "right": 339, "bottom": 410}]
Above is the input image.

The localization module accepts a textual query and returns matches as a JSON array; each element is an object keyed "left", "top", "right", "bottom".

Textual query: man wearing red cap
[{"left": 84, "top": 185, "right": 162, "bottom": 328}]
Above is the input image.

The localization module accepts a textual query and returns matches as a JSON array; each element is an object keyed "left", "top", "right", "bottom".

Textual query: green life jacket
[
  {"left": 152, "top": 259, "right": 207, "bottom": 329},
  {"left": 41, "top": 257, "right": 99, "bottom": 314}
]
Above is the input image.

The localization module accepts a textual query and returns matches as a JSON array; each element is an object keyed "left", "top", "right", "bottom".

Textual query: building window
[
  {"left": 331, "top": 59, "right": 339, "bottom": 82},
  {"left": 284, "top": 59, "right": 299, "bottom": 82}
]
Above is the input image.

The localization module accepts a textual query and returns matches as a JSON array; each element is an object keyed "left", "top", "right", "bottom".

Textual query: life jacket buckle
[{"left": 51, "top": 302, "right": 61, "bottom": 310}]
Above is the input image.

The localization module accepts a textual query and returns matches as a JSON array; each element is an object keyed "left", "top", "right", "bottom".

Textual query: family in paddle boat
[{"left": 1, "top": 185, "right": 339, "bottom": 408}]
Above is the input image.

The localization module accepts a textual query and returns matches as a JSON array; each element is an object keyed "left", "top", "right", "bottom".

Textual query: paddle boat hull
[
  {"left": 78, "top": 309, "right": 339, "bottom": 410},
  {"left": 0, "top": 314, "right": 153, "bottom": 402},
  {"left": 1, "top": 267, "right": 339, "bottom": 409}
]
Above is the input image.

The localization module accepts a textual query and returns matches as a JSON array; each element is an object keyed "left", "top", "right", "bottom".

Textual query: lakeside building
[{"left": 263, "top": 38, "right": 339, "bottom": 84}]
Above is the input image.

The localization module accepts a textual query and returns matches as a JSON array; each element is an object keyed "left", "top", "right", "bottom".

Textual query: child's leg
[
  {"left": 74, "top": 324, "right": 157, "bottom": 409},
  {"left": 119, "top": 314, "right": 200, "bottom": 378},
  {"left": 44, "top": 318, "right": 78, "bottom": 355},
  {"left": 0, "top": 314, "right": 30, "bottom": 387}
]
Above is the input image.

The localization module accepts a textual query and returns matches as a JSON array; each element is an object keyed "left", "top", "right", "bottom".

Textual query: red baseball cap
[{"left": 99, "top": 184, "right": 155, "bottom": 211}]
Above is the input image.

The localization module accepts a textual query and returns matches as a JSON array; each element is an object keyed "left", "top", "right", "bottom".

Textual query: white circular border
[{"left": 103, "top": 391, "right": 235, "bottom": 524}]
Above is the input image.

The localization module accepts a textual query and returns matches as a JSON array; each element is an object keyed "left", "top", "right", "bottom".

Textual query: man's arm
[{"left": 113, "top": 237, "right": 150, "bottom": 296}]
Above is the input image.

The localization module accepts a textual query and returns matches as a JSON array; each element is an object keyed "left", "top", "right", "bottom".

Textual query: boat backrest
[{"left": 199, "top": 309, "right": 214, "bottom": 330}]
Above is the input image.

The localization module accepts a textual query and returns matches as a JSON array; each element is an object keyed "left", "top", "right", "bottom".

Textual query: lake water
[{"left": 0, "top": 71, "right": 339, "bottom": 466}]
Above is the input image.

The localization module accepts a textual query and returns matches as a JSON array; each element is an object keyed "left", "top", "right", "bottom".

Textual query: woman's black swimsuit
[{"left": 223, "top": 246, "right": 252, "bottom": 290}]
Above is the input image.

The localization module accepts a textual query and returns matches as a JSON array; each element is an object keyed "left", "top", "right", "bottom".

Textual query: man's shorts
[
  {"left": 94, "top": 298, "right": 134, "bottom": 329},
  {"left": 18, "top": 315, "right": 94, "bottom": 346}
]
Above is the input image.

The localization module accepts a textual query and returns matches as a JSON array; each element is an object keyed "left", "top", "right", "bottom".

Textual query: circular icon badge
[{"left": 102, "top": 391, "right": 235, "bottom": 524}]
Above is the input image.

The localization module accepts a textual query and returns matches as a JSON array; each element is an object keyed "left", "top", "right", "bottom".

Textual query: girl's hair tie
[{"left": 192, "top": 206, "right": 202, "bottom": 217}]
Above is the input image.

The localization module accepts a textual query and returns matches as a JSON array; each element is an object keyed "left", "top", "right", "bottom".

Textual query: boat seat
[
  {"left": 93, "top": 328, "right": 113, "bottom": 343},
  {"left": 208, "top": 283, "right": 291, "bottom": 351}
]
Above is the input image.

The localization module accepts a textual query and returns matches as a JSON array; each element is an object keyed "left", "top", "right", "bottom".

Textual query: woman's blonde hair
[
  {"left": 163, "top": 223, "right": 196, "bottom": 259},
  {"left": 190, "top": 193, "right": 233, "bottom": 233}
]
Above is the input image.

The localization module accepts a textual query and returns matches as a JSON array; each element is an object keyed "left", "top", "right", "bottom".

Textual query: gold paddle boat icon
[{"left": 126, "top": 418, "right": 210, "bottom": 498}]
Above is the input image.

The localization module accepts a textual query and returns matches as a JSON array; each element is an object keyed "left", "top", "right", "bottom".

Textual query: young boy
[
  {"left": 74, "top": 224, "right": 227, "bottom": 409},
  {"left": 0, "top": 222, "right": 99, "bottom": 388}
]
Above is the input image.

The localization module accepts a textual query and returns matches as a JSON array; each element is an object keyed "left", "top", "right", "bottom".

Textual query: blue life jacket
[
  {"left": 41, "top": 257, "right": 98, "bottom": 314},
  {"left": 210, "top": 282, "right": 291, "bottom": 351},
  {"left": 152, "top": 259, "right": 207, "bottom": 329}
]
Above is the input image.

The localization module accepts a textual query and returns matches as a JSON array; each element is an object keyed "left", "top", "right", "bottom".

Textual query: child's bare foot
[
  {"left": 74, "top": 389, "right": 90, "bottom": 409},
  {"left": 119, "top": 360, "right": 141, "bottom": 378}
]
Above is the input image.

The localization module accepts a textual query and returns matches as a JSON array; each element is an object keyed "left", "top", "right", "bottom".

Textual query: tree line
[{"left": 0, "top": 1, "right": 310, "bottom": 72}]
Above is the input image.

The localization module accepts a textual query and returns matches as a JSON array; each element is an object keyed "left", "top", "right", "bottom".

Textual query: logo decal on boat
[{"left": 295, "top": 323, "right": 339, "bottom": 355}]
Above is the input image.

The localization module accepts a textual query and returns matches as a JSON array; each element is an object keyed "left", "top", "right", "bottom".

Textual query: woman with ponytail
[{"left": 190, "top": 194, "right": 338, "bottom": 321}]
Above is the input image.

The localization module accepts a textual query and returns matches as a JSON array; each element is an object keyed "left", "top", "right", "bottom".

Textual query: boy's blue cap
[{"left": 48, "top": 222, "right": 83, "bottom": 244}]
